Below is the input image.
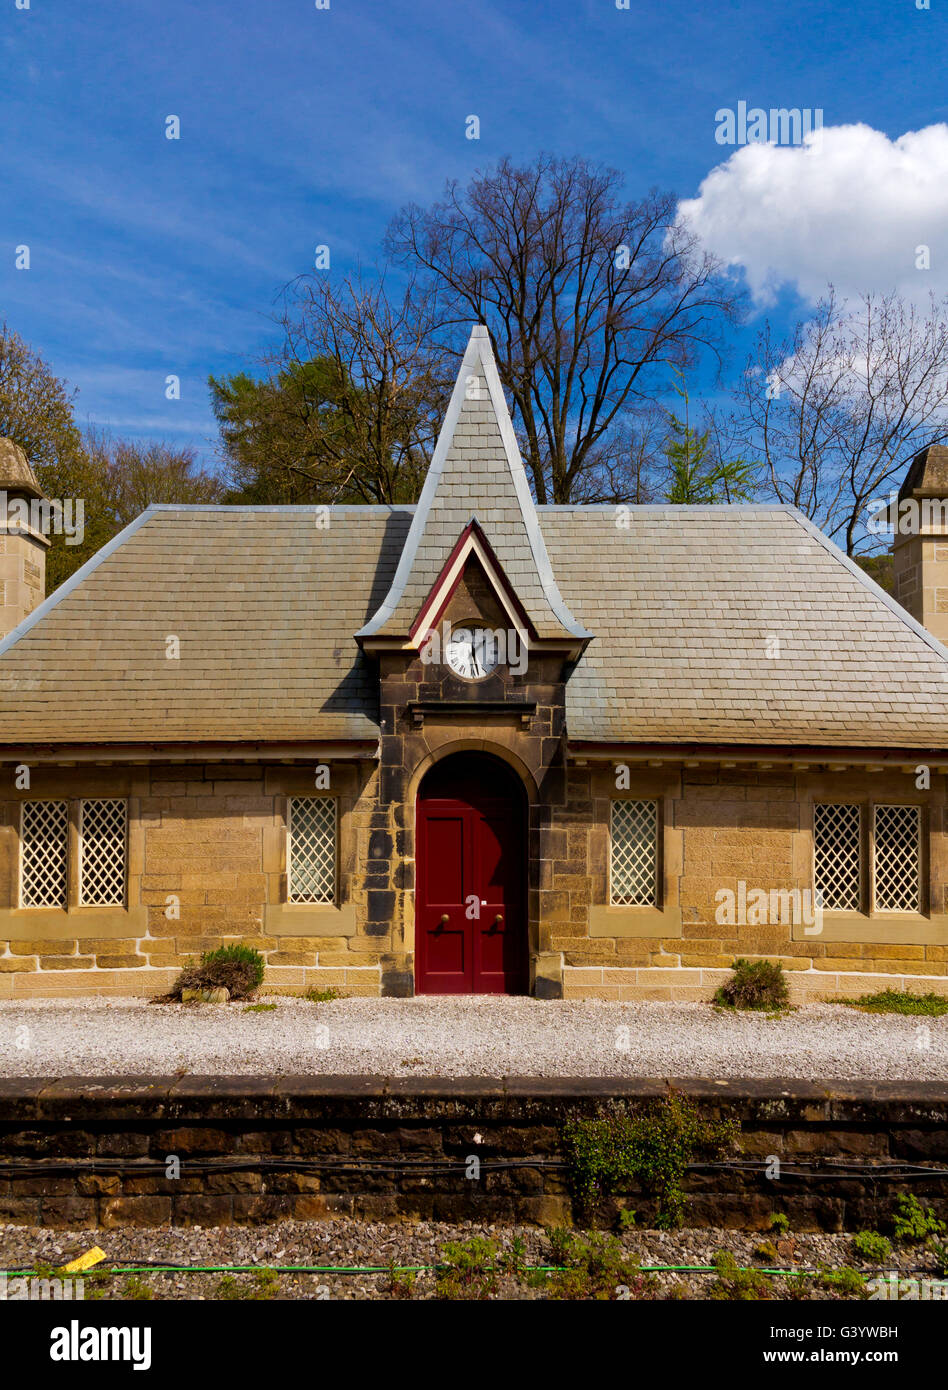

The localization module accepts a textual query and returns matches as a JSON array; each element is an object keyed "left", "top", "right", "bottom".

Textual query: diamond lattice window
[
  {"left": 20, "top": 800, "right": 68, "bottom": 909},
  {"left": 873, "top": 805, "right": 921, "bottom": 912},
  {"left": 79, "top": 799, "right": 127, "bottom": 907},
  {"left": 610, "top": 800, "right": 658, "bottom": 907},
  {"left": 288, "top": 797, "right": 336, "bottom": 904},
  {"left": 813, "top": 803, "right": 862, "bottom": 912}
]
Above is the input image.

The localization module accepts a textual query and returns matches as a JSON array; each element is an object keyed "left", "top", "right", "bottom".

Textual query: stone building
[{"left": 0, "top": 327, "right": 947, "bottom": 1002}]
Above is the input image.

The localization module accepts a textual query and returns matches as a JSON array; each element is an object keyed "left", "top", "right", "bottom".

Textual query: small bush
[
  {"left": 435, "top": 1238, "right": 498, "bottom": 1301},
  {"left": 709, "top": 1251, "right": 772, "bottom": 1301},
  {"left": 542, "top": 1230, "right": 654, "bottom": 1301},
  {"left": 840, "top": 989, "right": 948, "bottom": 1017},
  {"left": 714, "top": 958, "right": 789, "bottom": 1012},
  {"left": 769, "top": 1212, "right": 790, "bottom": 1235},
  {"left": 170, "top": 944, "right": 265, "bottom": 1001},
  {"left": 304, "top": 987, "right": 344, "bottom": 1003},
  {"left": 815, "top": 1266, "right": 867, "bottom": 1299},
  {"left": 562, "top": 1093, "right": 736, "bottom": 1228},
  {"left": 852, "top": 1230, "right": 892, "bottom": 1263},
  {"left": 244, "top": 1002, "right": 277, "bottom": 1013},
  {"left": 892, "top": 1192, "right": 946, "bottom": 1245}
]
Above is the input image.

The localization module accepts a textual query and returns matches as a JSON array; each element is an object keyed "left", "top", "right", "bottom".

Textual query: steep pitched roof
[{"left": 357, "top": 325, "right": 589, "bottom": 644}]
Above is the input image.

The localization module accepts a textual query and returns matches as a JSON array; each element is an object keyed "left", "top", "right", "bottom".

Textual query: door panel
[{"left": 416, "top": 758, "right": 527, "bottom": 995}]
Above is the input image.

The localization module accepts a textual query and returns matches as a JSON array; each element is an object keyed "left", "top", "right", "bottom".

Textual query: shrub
[
  {"left": 709, "top": 1251, "right": 772, "bottom": 1300},
  {"left": 542, "top": 1230, "right": 654, "bottom": 1301},
  {"left": 815, "top": 1266, "right": 867, "bottom": 1299},
  {"left": 714, "top": 958, "right": 789, "bottom": 1011},
  {"left": 435, "top": 1238, "right": 498, "bottom": 1300},
  {"left": 170, "top": 944, "right": 265, "bottom": 1001},
  {"left": 852, "top": 1230, "right": 892, "bottom": 1263},
  {"left": 892, "top": 1193, "right": 946, "bottom": 1245},
  {"left": 304, "top": 987, "right": 344, "bottom": 1003},
  {"left": 562, "top": 1093, "right": 736, "bottom": 1228},
  {"left": 769, "top": 1212, "right": 790, "bottom": 1235}
]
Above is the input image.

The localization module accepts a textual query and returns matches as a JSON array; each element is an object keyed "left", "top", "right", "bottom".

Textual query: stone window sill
[
  {"left": 264, "top": 903, "right": 357, "bottom": 937},
  {"left": 589, "top": 906, "right": 682, "bottom": 938},
  {"left": 0, "top": 905, "right": 146, "bottom": 941},
  {"left": 791, "top": 912, "right": 948, "bottom": 944}
]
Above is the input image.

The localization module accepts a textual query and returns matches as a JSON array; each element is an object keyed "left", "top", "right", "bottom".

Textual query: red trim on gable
[{"left": 408, "top": 519, "right": 537, "bottom": 642}]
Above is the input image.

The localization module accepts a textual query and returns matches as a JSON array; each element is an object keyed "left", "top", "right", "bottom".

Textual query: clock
[{"left": 444, "top": 626, "right": 500, "bottom": 680}]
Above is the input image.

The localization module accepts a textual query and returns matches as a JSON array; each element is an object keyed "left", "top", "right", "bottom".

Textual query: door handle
[{"left": 439, "top": 913, "right": 449, "bottom": 926}]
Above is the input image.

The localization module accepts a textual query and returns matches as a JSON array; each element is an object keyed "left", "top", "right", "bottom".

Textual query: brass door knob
[
  {"left": 494, "top": 914, "right": 504, "bottom": 926},
  {"left": 439, "top": 913, "right": 449, "bottom": 924}
]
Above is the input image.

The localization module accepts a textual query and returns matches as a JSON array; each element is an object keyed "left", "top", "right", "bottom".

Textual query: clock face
[{"left": 444, "top": 626, "right": 500, "bottom": 680}]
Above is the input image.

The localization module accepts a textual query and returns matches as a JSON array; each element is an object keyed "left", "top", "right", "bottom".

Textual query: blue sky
[{"left": 2, "top": 0, "right": 946, "bottom": 467}]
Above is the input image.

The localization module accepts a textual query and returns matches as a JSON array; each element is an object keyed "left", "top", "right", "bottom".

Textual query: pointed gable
[{"left": 357, "top": 325, "right": 590, "bottom": 646}]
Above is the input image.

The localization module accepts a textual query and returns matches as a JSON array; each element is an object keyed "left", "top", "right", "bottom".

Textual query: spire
[{"left": 358, "top": 325, "right": 589, "bottom": 646}]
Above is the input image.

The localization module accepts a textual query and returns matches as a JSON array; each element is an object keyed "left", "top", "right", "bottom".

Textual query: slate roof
[
  {"left": 358, "top": 326, "right": 588, "bottom": 643},
  {"left": 0, "top": 500, "right": 947, "bottom": 749}
]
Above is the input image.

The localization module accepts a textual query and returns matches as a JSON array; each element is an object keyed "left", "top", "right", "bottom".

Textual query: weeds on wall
[{"left": 562, "top": 1093, "right": 737, "bottom": 1228}]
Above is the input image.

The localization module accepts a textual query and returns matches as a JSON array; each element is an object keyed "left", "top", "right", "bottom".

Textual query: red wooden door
[{"left": 416, "top": 756, "right": 527, "bottom": 995}]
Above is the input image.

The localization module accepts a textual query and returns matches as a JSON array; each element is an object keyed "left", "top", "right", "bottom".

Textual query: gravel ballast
[
  {"left": 0, "top": 1219, "right": 930, "bottom": 1300},
  {"left": 0, "top": 995, "right": 943, "bottom": 1078}
]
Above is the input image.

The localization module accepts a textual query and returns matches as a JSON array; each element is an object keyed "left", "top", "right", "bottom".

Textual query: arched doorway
[{"left": 415, "top": 751, "right": 528, "bottom": 995}]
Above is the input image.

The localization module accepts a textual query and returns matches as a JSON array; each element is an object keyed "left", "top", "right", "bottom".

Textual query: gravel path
[{"left": 0, "top": 995, "right": 944, "bottom": 1079}]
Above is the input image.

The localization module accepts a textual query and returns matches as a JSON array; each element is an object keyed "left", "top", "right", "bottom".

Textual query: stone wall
[
  {"left": 0, "top": 761, "right": 382, "bottom": 998},
  {"left": 2, "top": 1075, "right": 946, "bottom": 1231},
  {"left": 554, "top": 762, "right": 948, "bottom": 1000},
  {"left": 1, "top": 754, "right": 947, "bottom": 1000}
]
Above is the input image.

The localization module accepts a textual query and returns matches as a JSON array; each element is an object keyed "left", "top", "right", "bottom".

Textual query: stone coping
[{"left": 1, "top": 1074, "right": 947, "bottom": 1122}]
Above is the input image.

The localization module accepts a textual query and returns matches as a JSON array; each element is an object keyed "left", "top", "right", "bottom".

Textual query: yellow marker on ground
[{"left": 59, "top": 1246, "right": 106, "bottom": 1273}]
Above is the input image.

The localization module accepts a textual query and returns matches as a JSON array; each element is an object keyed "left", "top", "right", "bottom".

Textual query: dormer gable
[{"left": 356, "top": 325, "right": 591, "bottom": 658}]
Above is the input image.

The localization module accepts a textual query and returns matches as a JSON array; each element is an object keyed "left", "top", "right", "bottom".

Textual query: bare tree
[
  {"left": 386, "top": 154, "right": 740, "bottom": 503},
  {"left": 738, "top": 288, "right": 948, "bottom": 554}
]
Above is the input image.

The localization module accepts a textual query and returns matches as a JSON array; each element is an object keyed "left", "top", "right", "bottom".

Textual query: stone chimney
[
  {"left": 891, "top": 444, "right": 948, "bottom": 644},
  {"left": 0, "top": 437, "right": 49, "bottom": 640}
]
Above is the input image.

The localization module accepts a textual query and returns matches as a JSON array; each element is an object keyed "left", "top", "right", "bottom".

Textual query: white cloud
[{"left": 677, "top": 123, "right": 948, "bottom": 306}]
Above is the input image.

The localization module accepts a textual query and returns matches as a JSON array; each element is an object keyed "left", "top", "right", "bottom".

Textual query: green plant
[
  {"left": 304, "top": 986, "right": 344, "bottom": 1003},
  {"left": 435, "top": 1238, "right": 498, "bottom": 1301},
  {"left": 840, "top": 989, "right": 948, "bottom": 1016},
  {"left": 244, "top": 1002, "right": 277, "bottom": 1013},
  {"left": 216, "top": 1269, "right": 280, "bottom": 1301},
  {"left": 852, "top": 1229, "right": 892, "bottom": 1263},
  {"left": 892, "top": 1192, "right": 946, "bottom": 1245},
  {"left": 121, "top": 1275, "right": 154, "bottom": 1301},
  {"left": 709, "top": 1251, "right": 772, "bottom": 1300},
  {"left": 754, "top": 1239, "right": 778, "bottom": 1263},
  {"left": 388, "top": 1263, "right": 417, "bottom": 1299},
  {"left": 714, "top": 958, "right": 789, "bottom": 1012},
  {"left": 171, "top": 944, "right": 265, "bottom": 1001},
  {"left": 617, "top": 1208, "right": 637, "bottom": 1230},
  {"left": 769, "top": 1212, "right": 790, "bottom": 1235},
  {"left": 562, "top": 1093, "right": 736, "bottom": 1228},
  {"left": 815, "top": 1266, "right": 867, "bottom": 1298},
  {"left": 543, "top": 1230, "right": 654, "bottom": 1301},
  {"left": 931, "top": 1241, "right": 948, "bottom": 1278}
]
